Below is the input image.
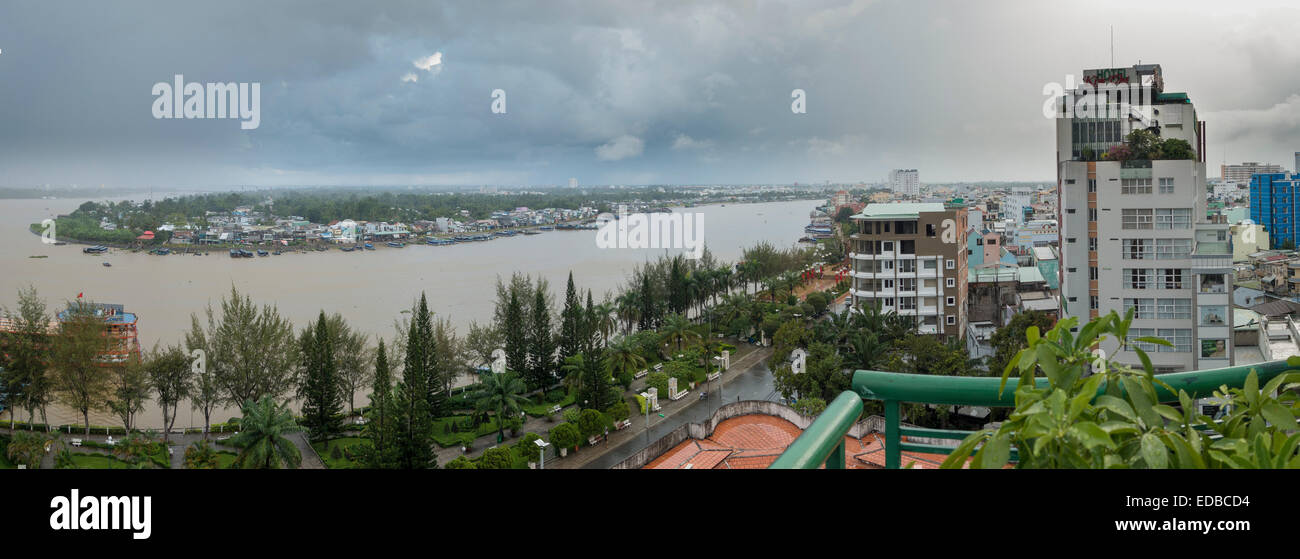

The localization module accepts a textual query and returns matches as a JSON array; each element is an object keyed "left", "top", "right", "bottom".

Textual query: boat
[
  {"left": 340, "top": 246, "right": 355, "bottom": 252},
  {"left": 28, "top": 255, "right": 48, "bottom": 259},
  {"left": 152, "top": 248, "right": 171, "bottom": 255},
  {"left": 386, "top": 242, "right": 405, "bottom": 248},
  {"left": 229, "top": 249, "right": 240, "bottom": 258},
  {"left": 272, "top": 250, "right": 283, "bottom": 256},
  {"left": 522, "top": 230, "right": 541, "bottom": 236},
  {"left": 53, "top": 241, "right": 67, "bottom": 246},
  {"left": 257, "top": 250, "right": 269, "bottom": 257},
  {"left": 102, "top": 262, "right": 112, "bottom": 267},
  {"left": 364, "top": 243, "right": 375, "bottom": 250},
  {"left": 538, "top": 226, "right": 554, "bottom": 231},
  {"left": 426, "top": 239, "right": 455, "bottom": 246},
  {"left": 83, "top": 245, "right": 108, "bottom": 254}
]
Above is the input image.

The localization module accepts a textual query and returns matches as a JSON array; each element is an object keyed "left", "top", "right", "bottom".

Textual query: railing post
[
  {"left": 885, "top": 400, "right": 900, "bottom": 470},
  {"left": 828, "top": 440, "right": 845, "bottom": 469}
]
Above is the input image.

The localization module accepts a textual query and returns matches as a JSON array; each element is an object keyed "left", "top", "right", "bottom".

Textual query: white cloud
[
  {"left": 595, "top": 135, "right": 645, "bottom": 161},
  {"left": 671, "top": 134, "right": 713, "bottom": 151},
  {"left": 401, "top": 72, "right": 419, "bottom": 83},
  {"left": 413, "top": 52, "right": 443, "bottom": 75}
]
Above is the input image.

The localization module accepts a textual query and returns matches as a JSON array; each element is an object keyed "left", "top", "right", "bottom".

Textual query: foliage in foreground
[{"left": 944, "top": 310, "right": 1300, "bottom": 469}]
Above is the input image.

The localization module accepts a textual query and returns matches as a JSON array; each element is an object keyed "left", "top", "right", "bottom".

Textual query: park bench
[
  {"left": 105, "top": 436, "right": 117, "bottom": 446},
  {"left": 633, "top": 369, "right": 648, "bottom": 379},
  {"left": 587, "top": 435, "right": 602, "bottom": 447},
  {"left": 71, "top": 439, "right": 83, "bottom": 447},
  {"left": 615, "top": 419, "right": 631, "bottom": 430},
  {"left": 708, "top": 371, "right": 721, "bottom": 381},
  {"left": 549, "top": 405, "right": 562, "bottom": 414},
  {"left": 653, "top": 363, "right": 664, "bottom": 372}
]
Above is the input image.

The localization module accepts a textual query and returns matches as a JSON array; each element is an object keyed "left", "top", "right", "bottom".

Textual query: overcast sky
[{"left": 2, "top": 0, "right": 1298, "bottom": 188}]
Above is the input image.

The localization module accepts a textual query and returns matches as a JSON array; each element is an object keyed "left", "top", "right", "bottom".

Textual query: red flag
[{"left": 77, "top": 292, "right": 83, "bottom": 298}]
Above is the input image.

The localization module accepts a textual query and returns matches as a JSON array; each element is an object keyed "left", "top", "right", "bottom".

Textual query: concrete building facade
[
  {"left": 1056, "top": 63, "right": 1232, "bottom": 372},
  {"left": 849, "top": 202, "right": 968, "bottom": 341}
]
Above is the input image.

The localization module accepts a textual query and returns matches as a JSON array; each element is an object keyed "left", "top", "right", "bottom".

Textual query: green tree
[
  {"left": 322, "top": 313, "right": 372, "bottom": 416},
  {"left": 549, "top": 422, "right": 581, "bottom": 451},
  {"left": 229, "top": 396, "right": 302, "bottom": 469},
  {"left": 107, "top": 358, "right": 150, "bottom": 432},
  {"left": 363, "top": 339, "right": 400, "bottom": 468},
  {"left": 192, "top": 285, "right": 298, "bottom": 408},
  {"left": 300, "top": 311, "right": 344, "bottom": 442},
  {"left": 444, "top": 455, "right": 476, "bottom": 469},
  {"left": 1, "top": 286, "right": 53, "bottom": 430},
  {"left": 604, "top": 336, "right": 647, "bottom": 388},
  {"left": 145, "top": 343, "right": 192, "bottom": 445},
  {"left": 576, "top": 408, "right": 607, "bottom": 441},
  {"left": 5, "top": 431, "right": 50, "bottom": 469},
  {"left": 527, "top": 286, "right": 557, "bottom": 391},
  {"left": 559, "top": 272, "right": 584, "bottom": 366},
  {"left": 660, "top": 313, "right": 700, "bottom": 354},
  {"left": 477, "top": 447, "right": 515, "bottom": 469},
  {"left": 185, "top": 314, "right": 223, "bottom": 440},
  {"left": 50, "top": 300, "right": 112, "bottom": 436},
  {"left": 1124, "top": 129, "right": 1161, "bottom": 160},
  {"left": 987, "top": 311, "right": 1056, "bottom": 378},
  {"left": 1159, "top": 138, "right": 1196, "bottom": 160},
  {"left": 394, "top": 294, "right": 437, "bottom": 469},
  {"left": 472, "top": 371, "right": 531, "bottom": 443},
  {"left": 503, "top": 289, "right": 528, "bottom": 377},
  {"left": 792, "top": 397, "right": 828, "bottom": 416}
]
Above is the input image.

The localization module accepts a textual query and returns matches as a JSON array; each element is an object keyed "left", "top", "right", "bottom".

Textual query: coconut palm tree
[
  {"left": 472, "top": 371, "right": 531, "bottom": 443},
  {"left": 615, "top": 291, "right": 639, "bottom": 335},
  {"left": 604, "top": 336, "right": 647, "bottom": 387},
  {"left": 228, "top": 396, "right": 302, "bottom": 469},
  {"left": 660, "top": 313, "right": 701, "bottom": 354},
  {"left": 592, "top": 301, "right": 618, "bottom": 348}
]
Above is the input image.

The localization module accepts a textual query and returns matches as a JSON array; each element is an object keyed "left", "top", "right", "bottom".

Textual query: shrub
[
  {"left": 944, "top": 310, "right": 1300, "bottom": 469},
  {"left": 792, "top": 397, "right": 828, "bottom": 416},
  {"left": 605, "top": 399, "right": 631, "bottom": 422},
  {"left": 478, "top": 447, "right": 515, "bottom": 469},
  {"left": 634, "top": 394, "right": 647, "bottom": 415},
  {"left": 562, "top": 408, "right": 581, "bottom": 424},
  {"left": 515, "top": 433, "right": 543, "bottom": 463},
  {"left": 549, "top": 422, "right": 581, "bottom": 450},
  {"left": 646, "top": 372, "right": 670, "bottom": 398},
  {"left": 577, "top": 409, "right": 607, "bottom": 440},
  {"left": 444, "top": 455, "right": 476, "bottom": 469}
]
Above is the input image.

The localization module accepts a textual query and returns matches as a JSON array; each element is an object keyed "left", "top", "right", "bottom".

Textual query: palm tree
[
  {"left": 228, "top": 396, "right": 302, "bottom": 469},
  {"left": 660, "top": 313, "right": 701, "bottom": 354},
  {"left": 592, "top": 301, "right": 618, "bottom": 348},
  {"left": 615, "top": 291, "right": 639, "bottom": 335},
  {"left": 604, "top": 336, "right": 647, "bottom": 386},
  {"left": 472, "top": 371, "right": 531, "bottom": 443}
]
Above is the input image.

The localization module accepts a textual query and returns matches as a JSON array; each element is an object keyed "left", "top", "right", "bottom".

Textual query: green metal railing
[{"left": 769, "top": 359, "right": 1296, "bottom": 469}]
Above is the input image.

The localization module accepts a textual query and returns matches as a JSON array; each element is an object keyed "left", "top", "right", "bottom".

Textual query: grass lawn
[
  {"left": 70, "top": 452, "right": 135, "bottom": 469},
  {"left": 214, "top": 451, "right": 238, "bottom": 469},
  {"left": 311, "top": 437, "right": 369, "bottom": 469},
  {"left": 431, "top": 415, "right": 504, "bottom": 448}
]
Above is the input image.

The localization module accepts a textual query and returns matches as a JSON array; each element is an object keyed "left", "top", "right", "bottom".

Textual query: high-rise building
[
  {"left": 1294, "top": 152, "right": 1299, "bottom": 174},
  {"left": 568, "top": 178, "right": 578, "bottom": 189},
  {"left": 889, "top": 169, "right": 919, "bottom": 198},
  {"left": 849, "top": 202, "right": 968, "bottom": 341},
  {"left": 1056, "top": 63, "right": 1231, "bottom": 372},
  {"left": 1250, "top": 172, "right": 1300, "bottom": 248},
  {"left": 1221, "top": 162, "right": 1282, "bottom": 183}
]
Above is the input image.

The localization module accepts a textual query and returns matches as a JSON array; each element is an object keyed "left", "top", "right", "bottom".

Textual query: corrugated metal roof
[{"left": 853, "top": 202, "right": 946, "bottom": 219}]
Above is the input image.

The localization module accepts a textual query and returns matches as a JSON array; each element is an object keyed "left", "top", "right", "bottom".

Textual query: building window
[
  {"left": 946, "top": 296, "right": 955, "bottom": 306},
  {"left": 1122, "top": 209, "right": 1154, "bottom": 230},
  {"left": 946, "top": 259, "right": 955, "bottom": 269},
  {"left": 899, "top": 278, "right": 917, "bottom": 291},
  {"left": 1067, "top": 209, "right": 1077, "bottom": 214},
  {"left": 895, "top": 221, "right": 918, "bottom": 235},
  {"left": 1068, "top": 267, "right": 1077, "bottom": 272},
  {"left": 1122, "top": 178, "right": 1153, "bottom": 194},
  {"left": 1090, "top": 295, "right": 1099, "bottom": 310},
  {"left": 1088, "top": 179, "right": 1097, "bottom": 192},
  {"left": 1154, "top": 208, "right": 1192, "bottom": 230},
  {"left": 900, "top": 260, "right": 916, "bottom": 273},
  {"left": 945, "top": 278, "right": 955, "bottom": 288},
  {"left": 1124, "top": 268, "right": 1151, "bottom": 289},
  {"left": 900, "top": 240, "right": 915, "bottom": 255},
  {"left": 1089, "top": 266, "right": 1098, "bottom": 280},
  {"left": 1159, "top": 177, "right": 1175, "bottom": 194},
  {"left": 882, "top": 241, "right": 893, "bottom": 252},
  {"left": 1156, "top": 298, "right": 1192, "bottom": 319},
  {"left": 1068, "top": 237, "right": 1077, "bottom": 243},
  {"left": 1089, "top": 237, "right": 1097, "bottom": 251},
  {"left": 1122, "top": 239, "right": 1151, "bottom": 259},
  {"left": 1089, "top": 208, "right": 1098, "bottom": 222},
  {"left": 1065, "top": 179, "right": 1076, "bottom": 184},
  {"left": 1199, "top": 273, "right": 1226, "bottom": 293},
  {"left": 898, "top": 297, "right": 916, "bottom": 310},
  {"left": 883, "top": 279, "right": 894, "bottom": 289},
  {"left": 1155, "top": 239, "right": 1192, "bottom": 259},
  {"left": 946, "top": 315, "right": 956, "bottom": 325},
  {"left": 923, "top": 259, "right": 937, "bottom": 270},
  {"left": 926, "top": 223, "right": 936, "bottom": 237},
  {"left": 1123, "top": 298, "right": 1155, "bottom": 319},
  {"left": 1158, "top": 268, "right": 1185, "bottom": 289}
]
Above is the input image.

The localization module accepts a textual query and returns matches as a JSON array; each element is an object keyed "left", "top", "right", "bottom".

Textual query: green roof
[
  {"left": 853, "top": 203, "right": 947, "bottom": 220},
  {"left": 1156, "top": 92, "right": 1190, "bottom": 103}
]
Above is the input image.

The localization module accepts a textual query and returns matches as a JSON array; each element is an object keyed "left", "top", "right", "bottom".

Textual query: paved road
[{"left": 576, "top": 346, "right": 779, "bottom": 469}]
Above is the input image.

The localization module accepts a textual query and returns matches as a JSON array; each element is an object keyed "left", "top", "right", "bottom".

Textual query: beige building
[{"left": 849, "top": 202, "right": 968, "bottom": 342}]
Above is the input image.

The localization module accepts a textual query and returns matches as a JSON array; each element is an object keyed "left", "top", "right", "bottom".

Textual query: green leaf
[
  {"left": 1026, "top": 326, "right": 1039, "bottom": 346},
  {"left": 1132, "top": 348, "right": 1154, "bottom": 378},
  {"left": 1153, "top": 404, "right": 1182, "bottom": 423},
  {"left": 1122, "top": 377, "right": 1161, "bottom": 428},
  {"left": 1262, "top": 402, "right": 1297, "bottom": 430},
  {"left": 1140, "top": 433, "right": 1168, "bottom": 469},
  {"left": 1070, "top": 421, "right": 1116, "bottom": 450},
  {"left": 1098, "top": 420, "right": 1140, "bottom": 437},
  {"left": 1133, "top": 336, "right": 1173, "bottom": 347},
  {"left": 1036, "top": 344, "right": 1062, "bottom": 387},
  {"left": 974, "top": 434, "right": 1010, "bottom": 470},
  {"left": 940, "top": 431, "right": 988, "bottom": 469},
  {"left": 1095, "top": 395, "right": 1139, "bottom": 424}
]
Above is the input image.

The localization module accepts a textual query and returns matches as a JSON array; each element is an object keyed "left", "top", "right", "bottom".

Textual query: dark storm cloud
[{"left": 1, "top": 0, "right": 1298, "bottom": 188}]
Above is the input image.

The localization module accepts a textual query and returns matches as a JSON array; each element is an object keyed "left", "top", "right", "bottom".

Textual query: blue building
[{"left": 1250, "top": 173, "right": 1299, "bottom": 248}]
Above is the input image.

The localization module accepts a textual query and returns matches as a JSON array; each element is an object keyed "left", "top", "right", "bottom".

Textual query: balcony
[{"left": 768, "top": 359, "right": 1294, "bottom": 469}]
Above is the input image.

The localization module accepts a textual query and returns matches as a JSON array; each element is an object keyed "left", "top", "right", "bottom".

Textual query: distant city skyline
[{"left": 2, "top": 1, "right": 1298, "bottom": 188}]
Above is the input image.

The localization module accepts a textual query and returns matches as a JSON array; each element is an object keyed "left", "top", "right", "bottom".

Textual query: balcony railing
[{"left": 768, "top": 359, "right": 1295, "bottom": 469}]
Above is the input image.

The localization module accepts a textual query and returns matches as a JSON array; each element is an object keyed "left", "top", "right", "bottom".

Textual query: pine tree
[
  {"left": 300, "top": 311, "right": 343, "bottom": 442},
  {"left": 364, "top": 339, "right": 399, "bottom": 468},
  {"left": 669, "top": 256, "right": 689, "bottom": 315},
  {"left": 582, "top": 289, "right": 597, "bottom": 356},
  {"left": 527, "top": 287, "right": 556, "bottom": 391},
  {"left": 559, "top": 272, "right": 583, "bottom": 366},
  {"left": 395, "top": 294, "right": 436, "bottom": 469},
  {"left": 638, "top": 273, "right": 656, "bottom": 332},
  {"left": 504, "top": 288, "right": 528, "bottom": 376}
]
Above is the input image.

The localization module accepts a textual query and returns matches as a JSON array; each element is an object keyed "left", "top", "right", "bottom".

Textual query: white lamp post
[{"left": 534, "top": 439, "right": 551, "bottom": 470}]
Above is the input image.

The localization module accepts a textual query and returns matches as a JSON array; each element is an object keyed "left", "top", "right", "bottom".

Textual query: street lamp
[{"left": 534, "top": 438, "right": 551, "bottom": 470}]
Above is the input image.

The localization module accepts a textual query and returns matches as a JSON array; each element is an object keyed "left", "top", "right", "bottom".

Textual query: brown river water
[{"left": 0, "top": 195, "right": 819, "bottom": 429}]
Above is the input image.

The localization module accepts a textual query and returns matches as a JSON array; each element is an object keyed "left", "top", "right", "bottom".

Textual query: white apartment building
[
  {"left": 889, "top": 169, "right": 920, "bottom": 198},
  {"left": 1056, "top": 63, "right": 1232, "bottom": 372},
  {"left": 1221, "top": 162, "right": 1281, "bottom": 184}
]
